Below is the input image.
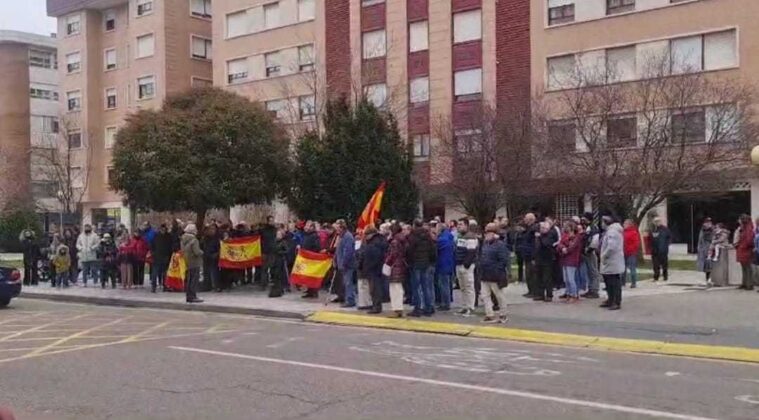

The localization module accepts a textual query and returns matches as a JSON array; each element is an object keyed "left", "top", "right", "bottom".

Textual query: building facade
[
  {"left": 532, "top": 0, "right": 759, "bottom": 248},
  {"left": 0, "top": 31, "right": 58, "bottom": 216},
  {"left": 47, "top": 0, "right": 213, "bottom": 227}
]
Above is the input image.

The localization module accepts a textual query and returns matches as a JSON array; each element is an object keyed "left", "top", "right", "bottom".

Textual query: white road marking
[
  {"left": 665, "top": 372, "right": 681, "bottom": 377},
  {"left": 266, "top": 337, "right": 304, "bottom": 349},
  {"left": 170, "top": 346, "right": 717, "bottom": 420},
  {"left": 735, "top": 395, "right": 759, "bottom": 405}
]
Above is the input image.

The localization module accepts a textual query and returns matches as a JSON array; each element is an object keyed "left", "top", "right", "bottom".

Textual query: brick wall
[
  {"left": 495, "top": 0, "right": 531, "bottom": 114},
  {"left": 325, "top": 0, "right": 351, "bottom": 100}
]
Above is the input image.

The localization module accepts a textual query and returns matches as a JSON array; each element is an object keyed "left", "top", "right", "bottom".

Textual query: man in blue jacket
[
  {"left": 334, "top": 219, "right": 357, "bottom": 308},
  {"left": 435, "top": 223, "right": 455, "bottom": 311}
]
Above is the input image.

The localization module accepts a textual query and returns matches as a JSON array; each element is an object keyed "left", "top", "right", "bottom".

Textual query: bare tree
[{"left": 533, "top": 54, "right": 758, "bottom": 225}]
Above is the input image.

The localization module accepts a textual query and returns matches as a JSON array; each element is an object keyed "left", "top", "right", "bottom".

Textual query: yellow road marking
[
  {"left": 120, "top": 321, "right": 171, "bottom": 343},
  {"left": 24, "top": 317, "right": 129, "bottom": 358},
  {"left": 0, "top": 314, "right": 89, "bottom": 343}
]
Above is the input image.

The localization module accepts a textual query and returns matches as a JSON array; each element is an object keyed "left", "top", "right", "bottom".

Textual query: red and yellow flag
[
  {"left": 219, "top": 236, "right": 262, "bottom": 269},
  {"left": 165, "top": 251, "right": 187, "bottom": 292},
  {"left": 290, "top": 249, "right": 333, "bottom": 289},
  {"left": 357, "top": 181, "right": 386, "bottom": 231}
]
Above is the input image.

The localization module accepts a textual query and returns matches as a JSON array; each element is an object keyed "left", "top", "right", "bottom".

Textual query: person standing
[
  {"left": 129, "top": 230, "right": 149, "bottom": 287},
  {"left": 696, "top": 218, "right": 714, "bottom": 287},
  {"left": 97, "top": 234, "right": 118, "bottom": 289},
  {"left": 201, "top": 224, "right": 221, "bottom": 293},
  {"left": 117, "top": 232, "right": 134, "bottom": 289},
  {"left": 181, "top": 223, "right": 204, "bottom": 303},
  {"left": 735, "top": 214, "right": 755, "bottom": 291},
  {"left": 361, "top": 225, "right": 389, "bottom": 314},
  {"left": 622, "top": 219, "right": 642, "bottom": 288},
  {"left": 63, "top": 229, "right": 78, "bottom": 285},
  {"left": 558, "top": 221, "right": 582, "bottom": 302},
  {"left": 478, "top": 223, "right": 510, "bottom": 323},
  {"left": 650, "top": 217, "right": 671, "bottom": 282},
  {"left": 518, "top": 213, "right": 539, "bottom": 298},
  {"left": 579, "top": 213, "right": 601, "bottom": 299},
  {"left": 385, "top": 223, "right": 408, "bottom": 318},
  {"left": 435, "top": 222, "right": 455, "bottom": 311},
  {"left": 20, "top": 230, "right": 41, "bottom": 286},
  {"left": 76, "top": 225, "right": 100, "bottom": 287},
  {"left": 51, "top": 244, "right": 71, "bottom": 289},
  {"left": 334, "top": 219, "right": 357, "bottom": 308},
  {"left": 406, "top": 220, "right": 437, "bottom": 317},
  {"left": 454, "top": 219, "right": 478, "bottom": 316},
  {"left": 268, "top": 227, "right": 291, "bottom": 298},
  {"left": 151, "top": 224, "right": 173, "bottom": 292},
  {"left": 534, "top": 222, "right": 556, "bottom": 302},
  {"left": 256, "top": 216, "right": 277, "bottom": 291},
  {"left": 600, "top": 216, "right": 625, "bottom": 310},
  {"left": 300, "top": 221, "right": 323, "bottom": 299}
]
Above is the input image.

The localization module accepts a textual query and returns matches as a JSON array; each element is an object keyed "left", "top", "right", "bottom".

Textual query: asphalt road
[{"left": 0, "top": 300, "right": 757, "bottom": 420}]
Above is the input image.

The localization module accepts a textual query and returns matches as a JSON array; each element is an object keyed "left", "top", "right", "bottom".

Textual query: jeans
[
  {"left": 56, "top": 273, "right": 69, "bottom": 288},
  {"left": 411, "top": 267, "right": 434, "bottom": 314},
  {"left": 740, "top": 263, "right": 755, "bottom": 289},
  {"left": 340, "top": 269, "right": 356, "bottom": 306},
  {"left": 525, "top": 259, "right": 537, "bottom": 295},
  {"left": 623, "top": 255, "right": 638, "bottom": 287},
  {"left": 603, "top": 274, "right": 622, "bottom": 306},
  {"left": 100, "top": 267, "right": 116, "bottom": 288},
  {"left": 562, "top": 266, "right": 578, "bottom": 297},
  {"left": 583, "top": 253, "right": 601, "bottom": 293},
  {"left": 436, "top": 273, "right": 452, "bottom": 309},
  {"left": 151, "top": 261, "right": 168, "bottom": 291},
  {"left": 652, "top": 254, "right": 668, "bottom": 281},
  {"left": 577, "top": 260, "right": 588, "bottom": 292},
  {"left": 81, "top": 261, "right": 98, "bottom": 286},
  {"left": 456, "top": 265, "right": 476, "bottom": 310},
  {"left": 186, "top": 267, "right": 200, "bottom": 300}
]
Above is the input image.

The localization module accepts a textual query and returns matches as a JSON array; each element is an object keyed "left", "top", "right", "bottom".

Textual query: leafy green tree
[
  {"left": 111, "top": 88, "right": 291, "bottom": 227},
  {"left": 0, "top": 205, "right": 42, "bottom": 252},
  {"left": 289, "top": 98, "right": 418, "bottom": 223}
]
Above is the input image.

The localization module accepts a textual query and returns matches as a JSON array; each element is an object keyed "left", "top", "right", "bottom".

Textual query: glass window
[
  {"left": 605, "top": 46, "right": 636, "bottom": 82},
  {"left": 66, "top": 14, "right": 81, "bottom": 35},
  {"left": 409, "top": 77, "right": 429, "bottom": 104},
  {"left": 704, "top": 30, "right": 737, "bottom": 71},
  {"left": 362, "top": 0, "right": 385, "bottom": 5},
  {"left": 548, "top": 1, "right": 574, "bottom": 26},
  {"left": 409, "top": 21, "right": 428, "bottom": 52},
  {"left": 265, "top": 51, "right": 281, "bottom": 77},
  {"left": 226, "top": 10, "right": 249, "bottom": 38},
  {"left": 66, "top": 51, "right": 81, "bottom": 73},
  {"left": 607, "top": 0, "right": 635, "bottom": 15},
  {"left": 412, "top": 134, "right": 430, "bottom": 159},
  {"left": 264, "top": 2, "right": 279, "bottom": 29},
  {"left": 105, "top": 127, "right": 118, "bottom": 149},
  {"left": 138, "top": 76, "right": 156, "bottom": 99},
  {"left": 29, "top": 49, "right": 56, "bottom": 69},
  {"left": 105, "top": 88, "right": 117, "bottom": 109},
  {"left": 227, "top": 58, "right": 248, "bottom": 83},
  {"left": 298, "top": 0, "right": 315, "bottom": 22},
  {"left": 298, "top": 45, "right": 314, "bottom": 72},
  {"left": 68, "top": 131, "right": 82, "bottom": 148},
  {"left": 191, "top": 36, "right": 212, "bottom": 60},
  {"left": 671, "top": 109, "right": 706, "bottom": 143},
  {"left": 190, "top": 0, "right": 212, "bottom": 18},
  {"left": 548, "top": 121, "right": 577, "bottom": 152},
  {"left": 670, "top": 35, "right": 703, "bottom": 74},
  {"left": 362, "top": 29, "right": 386, "bottom": 59},
  {"left": 364, "top": 83, "right": 387, "bottom": 108},
  {"left": 67, "top": 91, "right": 82, "bottom": 111},
  {"left": 453, "top": 9, "right": 481, "bottom": 44},
  {"left": 136, "top": 34, "right": 155, "bottom": 58},
  {"left": 299, "top": 95, "right": 316, "bottom": 120},
  {"left": 266, "top": 99, "right": 288, "bottom": 119},
  {"left": 607, "top": 115, "right": 637, "bottom": 148},
  {"left": 137, "top": 0, "right": 154, "bottom": 16},
  {"left": 104, "top": 10, "right": 116, "bottom": 31},
  {"left": 105, "top": 49, "right": 117, "bottom": 70},
  {"left": 454, "top": 68, "right": 482, "bottom": 100},
  {"left": 547, "top": 54, "right": 575, "bottom": 90}
]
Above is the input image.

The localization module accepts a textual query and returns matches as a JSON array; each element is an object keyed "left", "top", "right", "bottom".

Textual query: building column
[{"left": 751, "top": 179, "right": 759, "bottom": 221}]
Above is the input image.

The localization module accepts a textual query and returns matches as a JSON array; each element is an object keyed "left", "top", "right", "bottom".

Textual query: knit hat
[{"left": 184, "top": 223, "right": 198, "bottom": 235}]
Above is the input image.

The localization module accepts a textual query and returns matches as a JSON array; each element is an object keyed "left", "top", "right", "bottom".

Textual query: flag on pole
[
  {"left": 164, "top": 251, "right": 187, "bottom": 292},
  {"left": 219, "top": 236, "right": 262, "bottom": 269},
  {"left": 357, "top": 181, "right": 386, "bottom": 231},
  {"left": 290, "top": 249, "right": 333, "bottom": 289}
]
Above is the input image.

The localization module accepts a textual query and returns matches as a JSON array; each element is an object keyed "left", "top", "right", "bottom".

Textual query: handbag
[{"left": 382, "top": 263, "right": 392, "bottom": 277}]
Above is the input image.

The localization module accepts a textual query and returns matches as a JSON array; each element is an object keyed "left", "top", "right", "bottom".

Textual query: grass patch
[{"left": 638, "top": 259, "right": 697, "bottom": 271}]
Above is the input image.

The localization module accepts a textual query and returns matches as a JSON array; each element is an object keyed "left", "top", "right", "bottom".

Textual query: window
[
  {"left": 670, "top": 35, "right": 702, "bottom": 74},
  {"left": 266, "top": 99, "right": 288, "bottom": 119},
  {"left": 67, "top": 91, "right": 82, "bottom": 111},
  {"left": 455, "top": 129, "right": 483, "bottom": 154},
  {"left": 190, "top": 0, "right": 212, "bottom": 18},
  {"left": 136, "top": 34, "right": 155, "bottom": 58},
  {"left": 453, "top": 9, "right": 481, "bottom": 44},
  {"left": 704, "top": 30, "right": 737, "bottom": 71},
  {"left": 138, "top": 76, "right": 156, "bottom": 99},
  {"left": 362, "top": 0, "right": 385, "bottom": 5},
  {"left": 32, "top": 182, "right": 58, "bottom": 198},
  {"left": 547, "top": 54, "right": 575, "bottom": 90},
  {"left": 409, "top": 77, "right": 429, "bottom": 104},
  {"left": 191, "top": 36, "right": 212, "bottom": 60},
  {"left": 107, "top": 167, "right": 116, "bottom": 187},
  {"left": 68, "top": 131, "right": 82, "bottom": 148},
  {"left": 299, "top": 95, "right": 316, "bottom": 120},
  {"left": 30, "top": 87, "right": 58, "bottom": 101},
  {"left": 105, "top": 88, "right": 117, "bottom": 109},
  {"left": 298, "top": 45, "right": 314, "bottom": 72},
  {"left": 191, "top": 77, "right": 213, "bottom": 88},
  {"left": 671, "top": 30, "right": 738, "bottom": 74},
  {"left": 412, "top": 134, "right": 430, "bottom": 159},
  {"left": 227, "top": 58, "right": 248, "bottom": 83},
  {"left": 548, "top": 1, "right": 574, "bottom": 25},
  {"left": 104, "top": 10, "right": 116, "bottom": 31},
  {"left": 137, "top": 0, "right": 154, "bottom": 17},
  {"left": 548, "top": 121, "right": 577, "bottom": 151},
  {"left": 264, "top": 2, "right": 279, "bottom": 29},
  {"left": 605, "top": 46, "right": 636, "bottom": 82},
  {"left": 70, "top": 167, "right": 84, "bottom": 188},
  {"left": 298, "top": 0, "right": 315, "bottom": 22},
  {"left": 265, "top": 51, "right": 281, "bottom": 77},
  {"left": 362, "top": 30, "right": 386, "bottom": 59},
  {"left": 105, "top": 127, "right": 118, "bottom": 149},
  {"left": 671, "top": 108, "right": 706, "bottom": 143},
  {"left": 409, "top": 21, "right": 428, "bottom": 52},
  {"left": 31, "top": 116, "right": 60, "bottom": 134},
  {"left": 226, "top": 10, "right": 249, "bottom": 38},
  {"left": 104, "top": 48, "right": 117, "bottom": 70},
  {"left": 364, "top": 84, "right": 387, "bottom": 108},
  {"left": 607, "top": 115, "right": 637, "bottom": 148},
  {"left": 454, "top": 68, "right": 482, "bottom": 101},
  {"left": 29, "top": 49, "right": 56, "bottom": 69},
  {"left": 607, "top": 0, "right": 635, "bottom": 15},
  {"left": 66, "top": 14, "right": 81, "bottom": 36},
  {"left": 66, "top": 52, "right": 81, "bottom": 73}
]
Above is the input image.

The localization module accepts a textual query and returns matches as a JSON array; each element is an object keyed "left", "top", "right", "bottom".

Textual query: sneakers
[
  {"left": 581, "top": 291, "right": 599, "bottom": 299},
  {"left": 456, "top": 308, "right": 473, "bottom": 317},
  {"left": 482, "top": 316, "right": 499, "bottom": 323}
]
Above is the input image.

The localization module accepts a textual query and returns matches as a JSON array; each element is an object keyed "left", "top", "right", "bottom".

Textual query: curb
[
  {"left": 19, "top": 292, "right": 307, "bottom": 320},
  {"left": 306, "top": 311, "right": 759, "bottom": 364}
]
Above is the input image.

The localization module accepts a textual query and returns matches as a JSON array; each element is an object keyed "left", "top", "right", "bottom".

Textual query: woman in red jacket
[
  {"left": 558, "top": 221, "right": 583, "bottom": 302},
  {"left": 129, "top": 230, "right": 150, "bottom": 288},
  {"left": 623, "top": 219, "right": 642, "bottom": 288},
  {"left": 735, "top": 214, "right": 755, "bottom": 290}
]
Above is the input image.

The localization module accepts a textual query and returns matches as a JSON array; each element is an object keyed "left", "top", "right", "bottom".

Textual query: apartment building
[
  {"left": 215, "top": 0, "right": 531, "bottom": 219},
  {"left": 0, "top": 31, "right": 58, "bottom": 216},
  {"left": 47, "top": 0, "right": 213, "bottom": 227},
  {"left": 532, "top": 0, "right": 759, "bottom": 247}
]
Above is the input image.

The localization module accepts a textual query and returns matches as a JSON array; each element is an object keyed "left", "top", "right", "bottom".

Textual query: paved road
[{"left": 1, "top": 300, "right": 757, "bottom": 420}]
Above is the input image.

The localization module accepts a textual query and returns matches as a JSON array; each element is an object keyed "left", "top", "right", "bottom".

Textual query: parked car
[{"left": 0, "top": 266, "right": 22, "bottom": 308}]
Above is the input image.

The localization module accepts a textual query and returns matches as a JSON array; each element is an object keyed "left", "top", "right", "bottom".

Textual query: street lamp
[
  {"left": 56, "top": 190, "right": 64, "bottom": 233},
  {"left": 751, "top": 145, "right": 759, "bottom": 166}
]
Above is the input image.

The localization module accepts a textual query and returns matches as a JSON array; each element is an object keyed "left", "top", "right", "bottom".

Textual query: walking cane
[{"left": 323, "top": 269, "right": 337, "bottom": 306}]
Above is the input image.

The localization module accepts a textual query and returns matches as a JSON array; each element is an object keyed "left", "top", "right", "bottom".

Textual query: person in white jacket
[
  {"left": 599, "top": 216, "right": 625, "bottom": 310},
  {"left": 76, "top": 224, "right": 101, "bottom": 287}
]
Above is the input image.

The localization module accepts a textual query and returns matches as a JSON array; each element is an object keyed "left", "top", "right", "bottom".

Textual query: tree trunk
[{"left": 195, "top": 208, "right": 207, "bottom": 232}]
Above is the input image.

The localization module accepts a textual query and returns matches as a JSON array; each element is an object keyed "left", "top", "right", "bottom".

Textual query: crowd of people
[{"left": 17, "top": 210, "right": 759, "bottom": 317}]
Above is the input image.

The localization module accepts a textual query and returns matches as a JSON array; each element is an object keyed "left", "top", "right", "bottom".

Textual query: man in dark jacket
[
  {"left": 534, "top": 222, "right": 556, "bottom": 302},
  {"left": 650, "top": 217, "right": 671, "bottom": 282},
  {"left": 269, "top": 227, "right": 291, "bottom": 298},
  {"left": 406, "top": 220, "right": 437, "bottom": 317},
  {"left": 20, "top": 230, "right": 41, "bottom": 286},
  {"left": 255, "top": 216, "right": 277, "bottom": 291},
  {"left": 201, "top": 224, "right": 222, "bottom": 292},
  {"left": 361, "top": 226, "right": 389, "bottom": 314},
  {"left": 301, "top": 221, "right": 322, "bottom": 299},
  {"left": 479, "top": 223, "right": 510, "bottom": 323},
  {"left": 150, "top": 224, "right": 173, "bottom": 292},
  {"left": 454, "top": 219, "right": 478, "bottom": 316},
  {"left": 517, "top": 213, "right": 538, "bottom": 298}
]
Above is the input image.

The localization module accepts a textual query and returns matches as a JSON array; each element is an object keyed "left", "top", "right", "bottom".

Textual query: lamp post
[
  {"left": 56, "top": 190, "right": 64, "bottom": 233},
  {"left": 751, "top": 145, "right": 759, "bottom": 166}
]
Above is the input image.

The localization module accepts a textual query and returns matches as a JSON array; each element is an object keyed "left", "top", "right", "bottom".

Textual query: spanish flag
[
  {"left": 357, "top": 181, "right": 386, "bottom": 231},
  {"left": 290, "top": 249, "right": 333, "bottom": 289},
  {"left": 219, "top": 236, "right": 262, "bottom": 269},
  {"left": 165, "top": 251, "right": 187, "bottom": 292}
]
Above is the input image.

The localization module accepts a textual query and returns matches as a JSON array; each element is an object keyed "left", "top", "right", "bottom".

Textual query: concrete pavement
[{"left": 1, "top": 300, "right": 758, "bottom": 420}]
